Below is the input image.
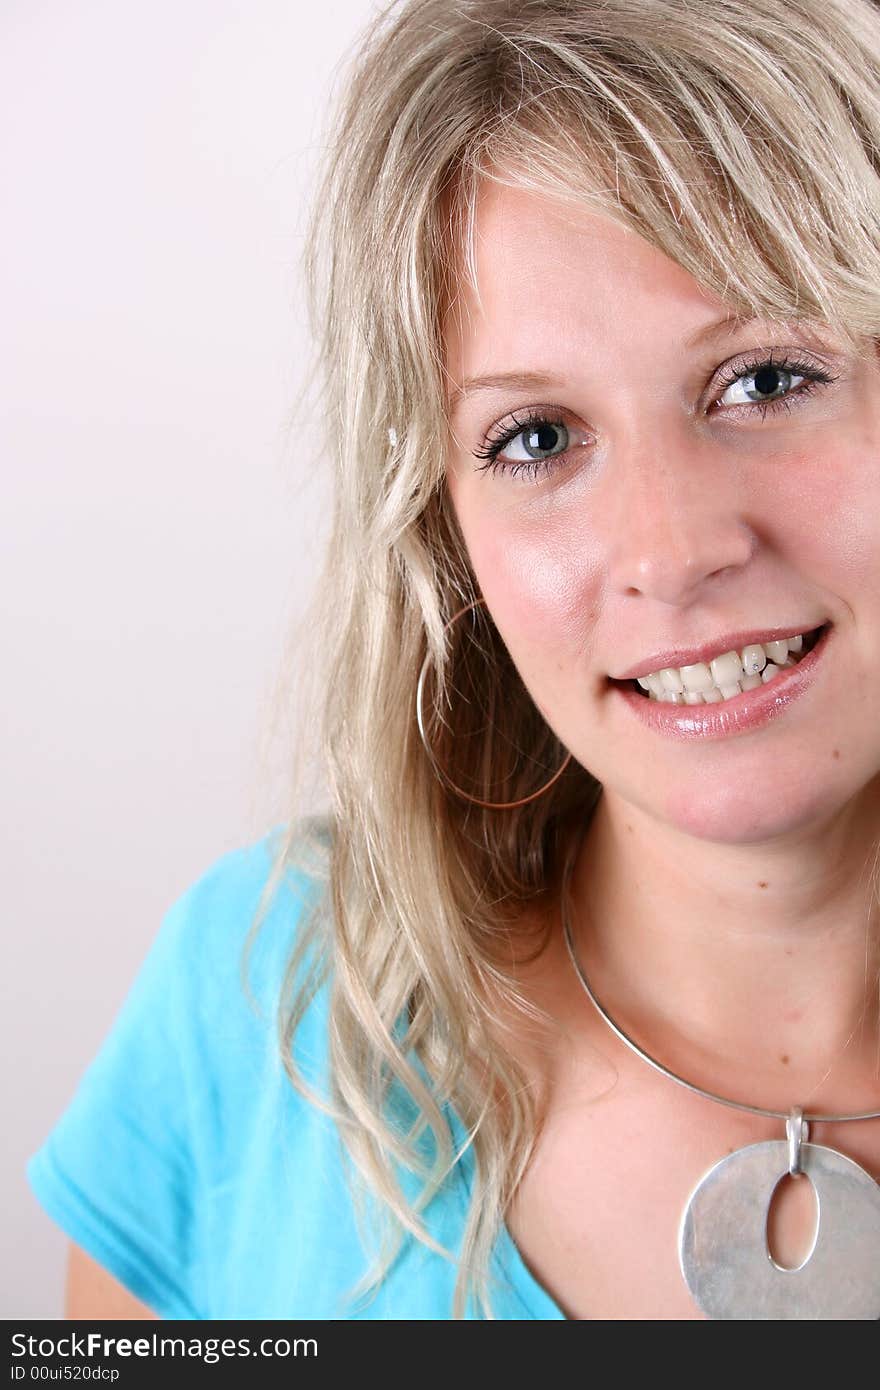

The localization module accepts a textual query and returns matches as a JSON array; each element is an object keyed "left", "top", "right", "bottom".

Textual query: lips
[
  {"left": 620, "top": 623, "right": 829, "bottom": 696},
  {"left": 608, "top": 619, "right": 834, "bottom": 741},
  {"left": 609, "top": 623, "right": 830, "bottom": 690}
]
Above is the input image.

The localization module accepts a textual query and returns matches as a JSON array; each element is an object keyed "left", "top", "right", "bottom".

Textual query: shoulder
[
  {"left": 26, "top": 815, "right": 338, "bottom": 1320},
  {"left": 155, "top": 815, "right": 334, "bottom": 1020},
  {"left": 167, "top": 815, "right": 332, "bottom": 952}
]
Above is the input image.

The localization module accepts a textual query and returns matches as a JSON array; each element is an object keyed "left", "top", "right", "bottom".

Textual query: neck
[{"left": 565, "top": 783, "right": 880, "bottom": 1115}]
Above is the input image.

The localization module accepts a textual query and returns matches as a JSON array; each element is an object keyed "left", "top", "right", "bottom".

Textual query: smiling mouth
[{"left": 608, "top": 623, "right": 830, "bottom": 700}]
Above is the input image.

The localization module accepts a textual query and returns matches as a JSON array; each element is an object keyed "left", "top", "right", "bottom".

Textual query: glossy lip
[
  {"left": 611, "top": 623, "right": 828, "bottom": 681},
  {"left": 609, "top": 623, "right": 834, "bottom": 741}
]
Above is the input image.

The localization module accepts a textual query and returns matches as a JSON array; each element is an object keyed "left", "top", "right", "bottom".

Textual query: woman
[{"left": 28, "top": 0, "right": 880, "bottom": 1319}]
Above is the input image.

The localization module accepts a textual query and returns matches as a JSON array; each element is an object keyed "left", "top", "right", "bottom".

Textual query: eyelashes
[
  {"left": 472, "top": 411, "right": 578, "bottom": 482},
  {"left": 471, "top": 352, "right": 840, "bottom": 483}
]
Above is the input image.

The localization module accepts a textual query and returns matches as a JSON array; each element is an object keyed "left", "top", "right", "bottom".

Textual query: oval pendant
[{"left": 679, "top": 1140, "right": 880, "bottom": 1319}]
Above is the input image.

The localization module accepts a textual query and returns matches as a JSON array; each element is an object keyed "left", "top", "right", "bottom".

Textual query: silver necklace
[{"left": 558, "top": 829, "right": 880, "bottom": 1320}]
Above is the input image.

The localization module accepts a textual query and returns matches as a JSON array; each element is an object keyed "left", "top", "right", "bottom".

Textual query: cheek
[
  {"left": 770, "top": 439, "right": 880, "bottom": 594},
  {"left": 459, "top": 502, "right": 601, "bottom": 666}
]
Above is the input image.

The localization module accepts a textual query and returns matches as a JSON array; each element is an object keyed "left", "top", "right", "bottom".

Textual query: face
[{"left": 443, "top": 180, "right": 880, "bottom": 843}]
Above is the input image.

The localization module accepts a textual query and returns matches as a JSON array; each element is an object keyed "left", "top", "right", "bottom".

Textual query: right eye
[{"left": 473, "top": 410, "right": 592, "bottom": 481}]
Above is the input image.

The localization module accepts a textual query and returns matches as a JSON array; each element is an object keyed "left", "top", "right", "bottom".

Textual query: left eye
[{"left": 718, "top": 364, "right": 804, "bottom": 406}]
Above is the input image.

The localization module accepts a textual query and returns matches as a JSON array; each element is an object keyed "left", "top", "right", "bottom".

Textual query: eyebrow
[
  {"left": 685, "top": 311, "right": 761, "bottom": 347},
  {"left": 447, "top": 370, "right": 563, "bottom": 411},
  {"left": 446, "top": 313, "right": 764, "bottom": 412}
]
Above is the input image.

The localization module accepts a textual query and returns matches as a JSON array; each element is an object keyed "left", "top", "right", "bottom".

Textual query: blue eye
[
  {"left": 472, "top": 353, "right": 839, "bottom": 482},
  {"left": 719, "top": 364, "right": 804, "bottom": 406},
  {"left": 472, "top": 411, "right": 585, "bottom": 482}
]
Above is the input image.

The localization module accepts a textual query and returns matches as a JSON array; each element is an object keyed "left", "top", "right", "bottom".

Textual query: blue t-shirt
[{"left": 26, "top": 827, "right": 566, "bottom": 1320}]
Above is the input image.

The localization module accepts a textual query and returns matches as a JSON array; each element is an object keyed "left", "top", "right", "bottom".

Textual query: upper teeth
[{"left": 636, "top": 632, "right": 809, "bottom": 695}]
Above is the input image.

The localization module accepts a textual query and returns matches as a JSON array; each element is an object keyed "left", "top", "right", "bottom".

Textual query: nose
[{"left": 603, "top": 423, "right": 756, "bottom": 606}]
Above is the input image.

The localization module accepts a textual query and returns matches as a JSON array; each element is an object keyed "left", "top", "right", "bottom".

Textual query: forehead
[{"left": 442, "top": 179, "right": 723, "bottom": 378}]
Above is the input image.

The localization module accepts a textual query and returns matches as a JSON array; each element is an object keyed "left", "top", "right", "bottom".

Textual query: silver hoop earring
[{"left": 415, "top": 598, "right": 572, "bottom": 809}]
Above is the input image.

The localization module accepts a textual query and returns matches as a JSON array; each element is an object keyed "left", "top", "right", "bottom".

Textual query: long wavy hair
[{"left": 242, "top": 0, "right": 880, "bottom": 1319}]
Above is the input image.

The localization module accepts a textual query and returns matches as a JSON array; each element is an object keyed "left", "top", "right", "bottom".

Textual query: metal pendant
[{"left": 679, "top": 1136, "right": 880, "bottom": 1319}]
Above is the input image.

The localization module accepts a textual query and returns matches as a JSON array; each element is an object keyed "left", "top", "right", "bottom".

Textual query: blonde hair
[{"left": 243, "top": 0, "right": 880, "bottom": 1318}]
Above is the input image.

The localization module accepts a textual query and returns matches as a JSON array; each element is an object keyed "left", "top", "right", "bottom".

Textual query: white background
[{"left": 2, "top": 0, "right": 380, "bottom": 1316}]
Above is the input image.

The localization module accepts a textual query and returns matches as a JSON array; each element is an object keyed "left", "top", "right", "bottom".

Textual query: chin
[{"left": 659, "top": 771, "right": 858, "bottom": 846}]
